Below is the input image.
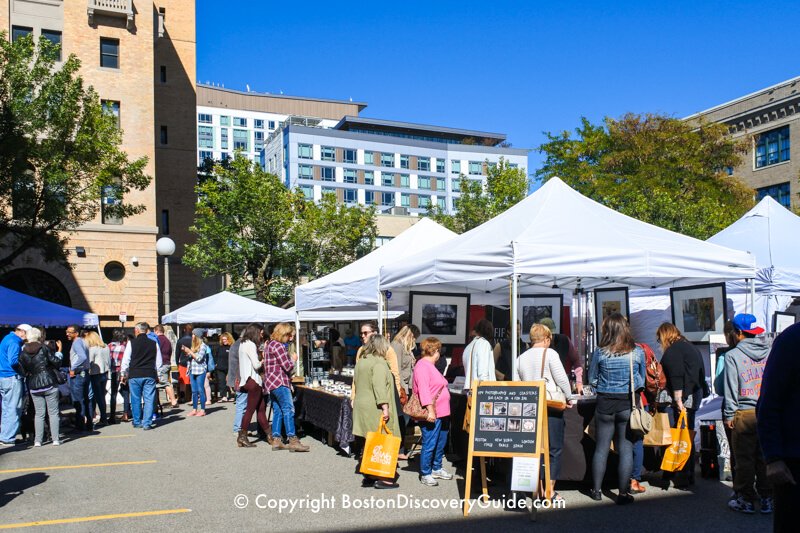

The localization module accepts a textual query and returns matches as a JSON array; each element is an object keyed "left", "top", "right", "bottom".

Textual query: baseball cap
[
  {"left": 732, "top": 314, "right": 764, "bottom": 335},
  {"left": 16, "top": 324, "right": 32, "bottom": 332}
]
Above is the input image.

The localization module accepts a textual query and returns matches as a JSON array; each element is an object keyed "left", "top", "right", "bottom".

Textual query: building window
[
  {"left": 301, "top": 186, "right": 313, "bottom": 200},
  {"left": 437, "top": 198, "right": 446, "bottom": 211},
  {"left": 509, "top": 163, "right": 518, "bottom": 169},
  {"left": 381, "top": 192, "right": 394, "bottom": 206},
  {"left": 254, "top": 130, "right": 264, "bottom": 151},
  {"left": 11, "top": 26, "right": 32, "bottom": 42},
  {"left": 344, "top": 169, "right": 357, "bottom": 183},
  {"left": 220, "top": 116, "right": 230, "bottom": 126},
  {"left": 199, "top": 150, "right": 213, "bottom": 163},
  {"left": 382, "top": 172, "right": 394, "bottom": 187},
  {"left": 233, "top": 129, "right": 248, "bottom": 151},
  {"left": 436, "top": 159, "right": 445, "bottom": 173},
  {"left": 756, "top": 182, "right": 792, "bottom": 208},
  {"left": 321, "top": 146, "right": 335, "bottom": 161},
  {"left": 100, "top": 38, "right": 120, "bottom": 69},
  {"left": 103, "top": 261, "right": 126, "bottom": 281},
  {"left": 233, "top": 117, "right": 247, "bottom": 127},
  {"left": 160, "top": 65, "right": 167, "bottom": 83},
  {"left": 451, "top": 178, "right": 461, "bottom": 192},
  {"left": 321, "top": 187, "right": 336, "bottom": 196},
  {"left": 381, "top": 153, "right": 394, "bottom": 167},
  {"left": 198, "top": 113, "right": 212, "bottom": 123},
  {"left": 220, "top": 129, "right": 229, "bottom": 150},
  {"left": 418, "top": 157, "right": 430, "bottom": 172},
  {"left": 400, "top": 174, "right": 410, "bottom": 188},
  {"left": 364, "top": 171, "right": 374, "bottom": 185},
  {"left": 198, "top": 126, "right": 214, "bottom": 148},
  {"left": 468, "top": 161, "right": 482, "bottom": 175},
  {"left": 298, "top": 164, "right": 313, "bottom": 179},
  {"left": 343, "top": 149, "right": 357, "bottom": 164},
  {"left": 418, "top": 196, "right": 431, "bottom": 208},
  {"left": 254, "top": 119, "right": 264, "bottom": 129},
  {"left": 320, "top": 167, "right": 335, "bottom": 181},
  {"left": 344, "top": 189, "right": 357, "bottom": 203},
  {"left": 400, "top": 155, "right": 410, "bottom": 169},
  {"left": 418, "top": 176, "right": 431, "bottom": 190},
  {"left": 101, "top": 183, "right": 122, "bottom": 225},
  {"left": 401, "top": 193, "right": 410, "bottom": 207},
  {"left": 755, "top": 126, "right": 790, "bottom": 168},
  {"left": 41, "top": 29, "right": 62, "bottom": 61},
  {"left": 160, "top": 125, "right": 168, "bottom": 145},
  {"left": 298, "top": 144, "right": 313, "bottom": 159},
  {"left": 364, "top": 151, "right": 374, "bottom": 165},
  {"left": 161, "top": 209, "right": 170, "bottom": 235},
  {"left": 268, "top": 120, "right": 276, "bottom": 130},
  {"left": 451, "top": 160, "right": 461, "bottom": 174},
  {"left": 101, "top": 100, "right": 120, "bottom": 128}
]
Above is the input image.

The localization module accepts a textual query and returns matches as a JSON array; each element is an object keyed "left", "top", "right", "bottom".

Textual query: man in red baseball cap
[{"left": 724, "top": 313, "right": 771, "bottom": 514}]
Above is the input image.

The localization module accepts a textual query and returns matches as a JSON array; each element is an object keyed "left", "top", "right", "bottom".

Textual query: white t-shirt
[{"left": 463, "top": 337, "right": 495, "bottom": 390}]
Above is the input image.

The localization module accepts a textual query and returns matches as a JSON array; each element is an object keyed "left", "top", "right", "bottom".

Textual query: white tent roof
[
  {"left": 707, "top": 196, "right": 800, "bottom": 294},
  {"left": 380, "top": 177, "right": 756, "bottom": 293},
  {"left": 295, "top": 217, "right": 457, "bottom": 313},
  {"left": 292, "top": 309, "right": 404, "bottom": 322},
  {"left": 161, "top": 291, "right": 294, "bottom": 324}
]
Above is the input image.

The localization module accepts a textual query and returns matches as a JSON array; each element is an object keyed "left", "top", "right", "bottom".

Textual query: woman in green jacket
[{"left": 353, "top": 334, "right": 401, "bottom": 489}]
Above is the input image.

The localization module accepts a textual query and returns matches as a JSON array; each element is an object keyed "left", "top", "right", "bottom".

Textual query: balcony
[{"left": 87, "top": 0, "right": 134, "bottom": 29}]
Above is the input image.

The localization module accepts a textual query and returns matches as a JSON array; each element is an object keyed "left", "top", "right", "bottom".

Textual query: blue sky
[{"left": 197, "top": 1, "right": 799, "bottom": 181}]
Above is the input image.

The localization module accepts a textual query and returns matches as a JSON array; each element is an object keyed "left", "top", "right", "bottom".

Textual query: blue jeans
[
  {"left": 0, "top": 375, "right": 23, "bottom": 442},
  {"left": 189, "top": 373, "right": 206, "bottom": 410},
  {"left": 69, "top": 372, "right": 91, "bottom": 430},
  {"left": 419, "top": 416, "right": 450, "bottom": 476},
  {"left": 270, "top": 386, "right": 296, "bottom": 438},
  {"left": 233, "top": 391, "right": 247, "bottom": 432},
  {"left": 129, "top": 377, "right": 156, "bottom": 428},
  {"left": 89, "top": 373, "right": 108, "bottom": 423},
  {"left": 632, "top": 437, "right": 644, "bottom": 480},
  {"left": 548, "top": 413, "right": 565, "bottom": 480}
]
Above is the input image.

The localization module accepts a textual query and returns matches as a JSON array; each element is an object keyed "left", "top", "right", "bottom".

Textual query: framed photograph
[
  {"left": 312, "top": 322, "right": 333, "bottom": 333},
  {"left": 773, "top": 311, "right": 796, "bottom": 334},
  {"left": 409, "top": 291, "right": 470, "bottom": 345},
  {"left": 670, "top": 283, "right": 727, "bottom": 343},
  {"left": 517, "top": 294, "right": 563, "bottom": 342},
  {"left": 594, "top": 287, "right": 629, "bottom": 341}
]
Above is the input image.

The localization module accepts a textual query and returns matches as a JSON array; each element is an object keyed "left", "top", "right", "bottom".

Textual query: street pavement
[{"left": 0, "top": 402, "right": 773, "bottom": 532}]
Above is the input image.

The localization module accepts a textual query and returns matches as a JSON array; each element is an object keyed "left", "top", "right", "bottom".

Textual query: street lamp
[{"left": 156, "top": 237, "right": 176, "bottom": 316}]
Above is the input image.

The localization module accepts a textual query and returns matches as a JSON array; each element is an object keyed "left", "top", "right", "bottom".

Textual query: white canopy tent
[
  {"left": 161, "top": 291, "right": 294, "bottom": 324},
  {"left": 379, "top": 177, "right": 757, "bottom": 376}
]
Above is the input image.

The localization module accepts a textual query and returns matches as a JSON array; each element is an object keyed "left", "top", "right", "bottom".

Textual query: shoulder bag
[
  {"left": 540, "top": 348, "right": 567, "bottom": 411},
  {"left": 403, "top": 386, "right": 442, "bottom": 421},
  {"left": 628, "top": 349, "right": 653, "bottom": 438}
]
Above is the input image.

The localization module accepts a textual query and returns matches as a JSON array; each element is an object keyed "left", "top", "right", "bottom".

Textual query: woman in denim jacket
[{"left": 588, "top": 313, "right": 646, "bottom": 504}]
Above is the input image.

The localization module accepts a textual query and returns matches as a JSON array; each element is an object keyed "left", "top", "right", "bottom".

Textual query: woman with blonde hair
[
  {"left": 180, "top": 328, "right": 209, "bottom": 417},
  {"left": 85, "top": 331, "right": 111, "bottom": 426},
  {"left": 353, "top": 334, "right": 401, "bottom": 489},
  {"left": 264, "top": 323, "right": 308, "bottom": 452}
]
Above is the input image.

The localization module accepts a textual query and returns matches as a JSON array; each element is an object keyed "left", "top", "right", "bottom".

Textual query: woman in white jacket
[
  {"left": 236, "top": 323, "right": 270, "bottom": 448},
  {"left": 463, "top": 319, "right": 496, "bottom": 391},
  {"left": 85, "top": 331, "right": 111, "bottom": 426}
]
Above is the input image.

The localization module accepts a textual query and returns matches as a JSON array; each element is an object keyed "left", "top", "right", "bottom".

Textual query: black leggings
[{"left": 592, "top": 397, "right": 633, "bottom": 493}]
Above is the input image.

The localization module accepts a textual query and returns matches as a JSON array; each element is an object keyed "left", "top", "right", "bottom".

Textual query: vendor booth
[
  {"left": 161, "top": 291, "right": 294, "bottom": 324},
  {"left": 0, "top": 285, "right": 99, "bottom": 327}
]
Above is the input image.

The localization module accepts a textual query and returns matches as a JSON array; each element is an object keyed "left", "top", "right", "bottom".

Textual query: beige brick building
[
  {"left": 687, "top": 75, "right": 800, "bottom": 209},
  {"left": 0, "top": 1, "right": 196, "bottom": 327}
]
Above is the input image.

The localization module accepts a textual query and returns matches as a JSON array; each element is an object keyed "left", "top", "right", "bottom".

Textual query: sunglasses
[{"left": 360, "top": 331, "right": 371, "bottom": 336}]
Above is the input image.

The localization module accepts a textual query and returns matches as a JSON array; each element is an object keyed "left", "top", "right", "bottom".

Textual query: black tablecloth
[
  {"left": 330, "top": 374, "right": 353, "bottom": 386},
  {"left": 295, "top": 386, "right": 354, "bottom": 448}
]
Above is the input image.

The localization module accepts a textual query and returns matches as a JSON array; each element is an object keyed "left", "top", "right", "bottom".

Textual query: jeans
[
  {"left": 241, "top": 378, "right": 269, "bottom": 434},
  {"left": 419, "top": 416, "right": 450, "bottom": 476},
  {"left": 69, "top": 372, "right": 91, "bottom": 431},
  {"left": 189, "top": 373, "right": 206, "bottom": 410},
  {"left": 213, "top": 369, "right": 229, "bottom": 399},
  {"left": 31, "top": 388, "right": 60, "bottom": 444},
  {"left": 632, "top": 438, "right": 644, "bottom": 480},
  {"left": 270, "top": 385, "right": 295, "bottom": 438},
  {"left": 548, "top": 412, "right": 565, "bottom": 480},
  {"left": 129, "top": 377, "right": 156, "bottom": 428},
  {"left": 233, "top": 390, "right": 247, "bottom": 432},
  {"left": 592, "top": 397, "right": 633, "bottom": 493},
  {"left": 89, "top": 373, "right": 108, "bottom": 423},
  {"left": 0, "top": 375, "right": 23, "bottom": 442}
]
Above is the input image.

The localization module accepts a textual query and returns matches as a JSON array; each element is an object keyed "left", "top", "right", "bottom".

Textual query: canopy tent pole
[
  {"left": 294, "top": 312, "right": 301, "bottom": 362},
  {"left": 749, "top": 278, "right": 756, "bottom": 315},
  {"left": 511, "top": 274, "right": 519, "bottom": 381},
  {"left": 377, "top": 291, "right": 384, "bottom": 335}
]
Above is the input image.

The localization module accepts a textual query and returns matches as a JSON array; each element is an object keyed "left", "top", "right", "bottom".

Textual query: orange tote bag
[{"left": 359, "top": 418, "right": 401, "bottom": 479}]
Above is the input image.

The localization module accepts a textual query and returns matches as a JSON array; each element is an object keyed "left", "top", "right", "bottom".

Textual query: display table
[{"left": 295, "top": 385, "right": 354, "bottom": 448}]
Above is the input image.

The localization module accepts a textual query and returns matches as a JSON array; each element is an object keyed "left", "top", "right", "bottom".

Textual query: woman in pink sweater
[{"left": 413, "top": 337, "right": 453, "bottom": 487}]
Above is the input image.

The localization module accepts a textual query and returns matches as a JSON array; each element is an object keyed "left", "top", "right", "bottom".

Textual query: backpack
[{"left": 637, "top": 343, "right": 667, "bottom": 404}]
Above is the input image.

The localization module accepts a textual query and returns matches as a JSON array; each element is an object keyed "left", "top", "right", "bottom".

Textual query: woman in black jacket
[{"left": 18, "top": 327, "right": 63, "bottom": 446}]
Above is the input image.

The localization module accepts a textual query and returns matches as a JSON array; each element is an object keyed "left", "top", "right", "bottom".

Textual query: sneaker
[
  {"left": 420, "top": 475, "right": 439, "bottom": 486},
  {"left": 431, "top": 469, "right": 453, "bottom": 480},
  {"left": 132, "top": 424, "right": 142, "bottom": 429},
  {"left": 52, "top": 441, "right": 61, "bottom": 446},
  {"left": 760, "top": 497, "right": 774, "bottom": 514},
  {"left": 0, "top": 441, "right": 16, "bottom": 447},
  {"left": 34, "top": 442, "right": 42, "bottom": 447},
  {"left": 728, "top": 496, "right": 755, "bottom": 514}
]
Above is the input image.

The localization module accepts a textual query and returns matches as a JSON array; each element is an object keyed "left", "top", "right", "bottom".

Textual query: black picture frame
[
  {"left": 517, "top": 294, "right": 564, "bottom": 342},
  {"left": 670, "top": 283, "right": 728, "bottom": 343},
  {"left": 593, "top": 287, "right": 630, "bottom": 342},
  {"left": 410, "top": 291, "right": 471, "bottom": 345},
  {"left": 773, "top": 311, "right": 796, "bottom": 334}
]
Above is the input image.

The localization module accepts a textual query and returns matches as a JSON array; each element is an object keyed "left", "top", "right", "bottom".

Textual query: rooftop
[
  {"left": 684, "top": 75, "right": 800, "bottom": 120},
  {"left": 333, "top": 116, "right": 508, "bottom": 146}
]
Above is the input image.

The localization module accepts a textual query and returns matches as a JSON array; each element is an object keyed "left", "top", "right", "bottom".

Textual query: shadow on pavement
[{"left": 0, "top": 472, "right": 49, "bottom": 508}]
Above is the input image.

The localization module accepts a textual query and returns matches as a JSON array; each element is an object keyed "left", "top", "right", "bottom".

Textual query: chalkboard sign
[{"left": 472, "top": 383, "right": 541, "bottom": 456}]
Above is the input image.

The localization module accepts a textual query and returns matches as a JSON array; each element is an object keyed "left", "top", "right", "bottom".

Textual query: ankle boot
[
  {"left": 237, "top": 429, "right": 255, "bottom": 448},
  {"left": 287, "top": 436, "right": 310, "bottom": 452}
]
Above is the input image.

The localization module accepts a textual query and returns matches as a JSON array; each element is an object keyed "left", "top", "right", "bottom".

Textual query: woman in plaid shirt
[
  {"left": 181, "top": 328, "right": 210, "bottom": 417},
  {"left": 264, "top": 323, "right": 309, "bottom": 452},
  {"left": 108, "top": 330, "right": 129, "bottom": 423}
]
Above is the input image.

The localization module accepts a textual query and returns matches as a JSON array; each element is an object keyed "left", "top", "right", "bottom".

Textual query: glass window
[
  {"left": 344, "top": 189, "right": 357, "bottom": 203},
  {"left": 199, "top": 150, "right": 213, "bottom": 163},
  {"left": 220, "top": 116, "right": 230, "bottom": 126},
  {"left": 100, "top": 38, "right": 120, "bottom": 69},
  {"left": 468, "top": 161, "right": 483, "bottom": 175},
  {"left": 343, "top": 149, "right": 357, "bottom": 164},
  {"left": 160, "top": 65, "right": 167, "bottom": 83},
  {"left": 436, "top": 159, "right": 445, "bottom": 173},
  {"left": 160, "top": 125, "right": 168, "bottom": 145},
  {"left": 400, "top": 174, "right": 410, "bottom": 188},
  {"left": 451, "top": 160, "right": 461, "bottom": 174},
  {"left": 364, "top": 171, "right": 374, "bottom": 185},
  {"left": 268, "top": 120, "right": 276, "bottom": 130},
  {"left": 41, "top": 29, "right": 62, "bottom": 61},
  {"left": 198, "top": 113, "right": 212, "bottom": 123},
  {"left": 381, "top": 192, "right": 394, "bottom": 206},
  {"left": 401, "top": 193, "right": 410, "bottom": 207},
  {"left": 198, "top": 125, "right": 214, "bottom": 148},
  {"left": 364, "top": 151, "right": 374, "bottom": 165},
  {"left": 101, "top": 182, "right": 122, "bottom": 225},
  {"left": 320, "top": 167, "right": 335, "bottom": 181},
  {"left": 233, "top": 129, "right": 248, "bottom": 151},
  {"left": 298, "top": 165, "right": 313, "bottom": 179},
  {"left": 418, "top": 196, "right": 431, "bottom": 208},
  {"left": 161, "top": 209, "right": 170, "bottom": 235},
  {"left": 381, "top": 153, "right": 394, "bottom": 167},
  {"left": 233, "top": 117, "right": 247, "bottom": 127},
  {"left": 756, "top": 182, "right": 792, "bottom": 208},
  {"left": 101, "top": 100, "right": 120, "bottom": 128},
  {"left": 451, "top": 178, "right": 461, "bottom": 192},
  {"left": 755, "top": 126, "right": 790, "bottom": 168},
  {"left": 418, "top": 157, "right": 430, "bottom": 172},
  {"left": 301, "top": 186, "right": 313, "bottom": 200},
  {"left": 365, "top": 190, "right": 375, "bottom": 204},
  {"left": 298, "top": 144, "right": 313, "bottom": 159},
  {"left": 11, "top": 26, "right": 32, "bottom": 42},
  {"left": 321, "top": 146, "right": 335, "bottom": 161},
  {"left": 400, "top": 155, "right": 409, "bottom": 169},
  {"left": 382, "top": 172, "right": 394, "bottom": 187},
  {"left": 509, "top": 163, "right": 519, "bottom": 169},
  {"left": 220, "top": 129, "right": 229, "bottom": 150},
  {"left": 254, "top": 131, "right": 264, "bottom": 151},
  {"left": 437, "top": 198, "right": 446, "bottom": 210},
  {"left": 418, "top": 176, "right": 431, "bottom": 189},
  {"left": 254, "top": 119, "right": 264, "bottom": 129},
  {"left": 344, "top": 169, "right": 357, "bottom": 183},
  {"left": 321, "top": 187, "right": 336, "bottom": 196}
]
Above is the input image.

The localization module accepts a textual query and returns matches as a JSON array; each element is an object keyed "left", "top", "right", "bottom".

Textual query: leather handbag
[
  {"left": 628, "top": 350, "right": 653, "bottom": 438},
  {"left": 540, "top": 348, "right": 567, "bottom": 411},
  {"left": 403, "top": 388, "right": 441, "bottom": 421}
]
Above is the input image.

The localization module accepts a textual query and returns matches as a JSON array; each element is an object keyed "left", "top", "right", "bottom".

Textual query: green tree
[
  {"left": 184, "top": 154, "right": 377, "bottom": 304},
  {"left": 0, "top": 33, "right": 150, "bottom": 270},
  {"left": 431, "top": 157, "right": 529, "bottom": 233},
  {"left": 536, "top": 113, "right": 755, "bottom": 239}
]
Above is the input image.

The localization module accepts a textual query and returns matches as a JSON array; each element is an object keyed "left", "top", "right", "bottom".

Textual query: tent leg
[
  {"left": 511, "top": 275, "right": 519, "bottom": 380},
  {"left": 749, "top": 278, "right": 756, "bottom": 315},
  {"left": 295, "top": 313, "right": 301, "bottom": 363},
  {"left": 377, "top": 291, "right": 384, "bottom": 335}
]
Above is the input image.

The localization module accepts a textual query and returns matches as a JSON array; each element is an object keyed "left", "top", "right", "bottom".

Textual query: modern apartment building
[
  {"left": 687, "top": 75, "right": 800, "bottom": 209},
  {"left": 262, "top": 116, "right": 529, "bottom": 215},
  {"left": 0, "top": 0, "right": 197, "bottom": 326}
]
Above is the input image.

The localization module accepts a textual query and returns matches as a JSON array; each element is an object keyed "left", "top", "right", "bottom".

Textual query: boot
[
  {"left": 272, "top": 437, "right": 288, "bottom": 451},
  {"left": 237, "top": 429, "right": 255, "bottom": 448},
  {"left": 287, "top": 436, "right": 310, "bottom": 453}
]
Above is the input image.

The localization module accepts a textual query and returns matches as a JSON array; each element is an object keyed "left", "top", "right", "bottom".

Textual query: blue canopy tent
[{"left": 0, "top": 286, "right": 99, "bottom": 327}]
